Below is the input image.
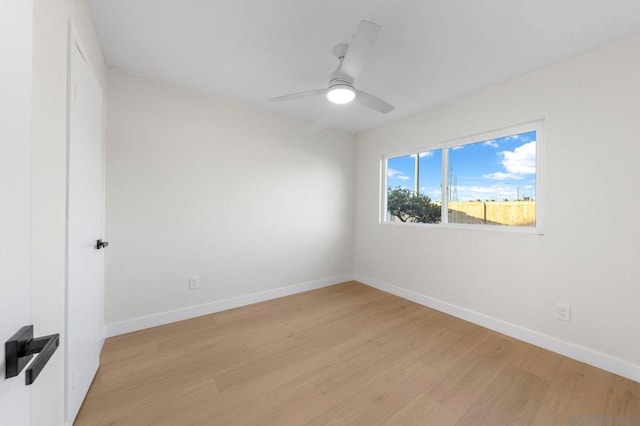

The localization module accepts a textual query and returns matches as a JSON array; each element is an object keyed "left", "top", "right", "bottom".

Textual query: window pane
[
  {"left": 448, "top": 131, "right": 536, "bottom": 227},
  {"left": 387, "top": 154, "right": 415, "bottom": 192},
  {"left": 386, "top": 150, "right": 442, "bottom": 223},
  {"left": 418, "top": 149, "right": 442, "bottom": 202}
]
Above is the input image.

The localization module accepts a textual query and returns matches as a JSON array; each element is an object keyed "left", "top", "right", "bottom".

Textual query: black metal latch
[
  {"left": 5, "top": 325, "right": 59, "bottom": 385},
  {"left": 96, "top": 239, "right": 109, "bottom": 250}
]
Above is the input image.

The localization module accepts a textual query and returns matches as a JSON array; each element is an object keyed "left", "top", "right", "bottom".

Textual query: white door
[
  {"left": 66, "top": 33, "right": 105, "bottom": 423},
  {"left": 0, "top": 1, "right": 33, "bottom": 424}
]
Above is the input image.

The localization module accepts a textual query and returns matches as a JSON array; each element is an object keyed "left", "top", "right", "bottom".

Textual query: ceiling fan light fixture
[{"left": 327, "top": 84, "right": 356, "bottom": 104}]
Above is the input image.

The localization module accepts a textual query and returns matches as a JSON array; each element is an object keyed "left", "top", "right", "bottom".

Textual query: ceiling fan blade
[
  {"left": 340, "top": 20, "right": 381, "bottom": 80},
  {"left": 269, "top": 89, "right": 327, "bottom": 102},
  {"left": 355, "top": 89, "right": 394, "bottom": 114}
]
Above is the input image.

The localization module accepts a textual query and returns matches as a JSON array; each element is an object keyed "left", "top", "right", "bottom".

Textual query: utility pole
[
  {"left": 448, "top": 164, "right": 458, "bottom": 201},
  {"left": 414, "top": 154, "right": 419, "bottom": 194}
]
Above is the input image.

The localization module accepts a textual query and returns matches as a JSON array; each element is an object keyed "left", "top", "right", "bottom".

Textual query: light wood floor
[{"left": 75, "top": 281, "right": 640, "bottom": 425}]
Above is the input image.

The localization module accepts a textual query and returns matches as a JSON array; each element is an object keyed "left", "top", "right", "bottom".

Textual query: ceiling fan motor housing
[{"left": 328, "top": 68, "right": 354, "bottom": 88}]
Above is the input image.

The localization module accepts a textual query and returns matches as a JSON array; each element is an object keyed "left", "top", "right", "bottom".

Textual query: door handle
[
  {"left": 5, "top": 325, "right": 59, "bottom": 385},
  {"left": 96, "top": 239, "right": 109, "bottom": 250}
]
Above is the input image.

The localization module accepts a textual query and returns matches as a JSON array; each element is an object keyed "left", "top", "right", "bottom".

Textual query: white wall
[
  {"left": 354, "top": 35, "right": 640, "bottom": 376},
  {"left": 105, "top": 69, "right": 354, "bottom": 327},
  {"left": 31, "top": 0, "right": 107, "bottom": 424}
]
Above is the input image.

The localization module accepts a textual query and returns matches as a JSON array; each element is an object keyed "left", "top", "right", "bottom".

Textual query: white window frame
[{"left": 381, "top": 120, "right": 545, "bottom": 235}]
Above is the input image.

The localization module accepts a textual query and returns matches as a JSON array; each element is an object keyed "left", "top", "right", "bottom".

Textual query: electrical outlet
[
  {"left": 556, "top": 303, "right": 571, "bottom": 321},
  {"left": 189, "top": 275, "right": 200, "bottom": 289}
]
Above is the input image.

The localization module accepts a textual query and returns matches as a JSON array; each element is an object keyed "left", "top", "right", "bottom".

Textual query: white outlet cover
[
  {"left": 556, "top": 303, "right": 571, "bottom": 321},
  {"left": 189, "top": 276, "right": 200, "bottom": 289}
]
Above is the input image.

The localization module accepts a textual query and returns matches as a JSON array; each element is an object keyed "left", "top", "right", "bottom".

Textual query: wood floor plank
[
  {"left": 603, "top": 376, "right": 640, "bottom": 424},
  {"left": 531, "top": 358, "right": 640, "bottom": 425},
  {"left": 213, "top": 324, "right": 355, "bottom": 393},
  {"left": 514, "top": 344, "right": 564, "bottom": 382},
  {"left": 171, "top": 383, "right": 329, "bottom": 426},
  {"left": 456, "top": 364, "right": 548, "bottom": 425},
  {"left": 382, "top": 393, "right": 459, "bottom": 426},
  {"left": 306, "top": 361, "right": 439, "bottom": 425},
  {"left": 426, "top": 333, "right": 526, "bottom": 417},
  {"left": 155, "top": 351, "right": 341, "bottom": 426},
  {"left": 74, "top": 281, "right": 640, "bottom": 425}
]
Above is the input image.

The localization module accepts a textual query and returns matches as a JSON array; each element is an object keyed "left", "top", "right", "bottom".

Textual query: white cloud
[
  {"left": 454, "top": 185, "right": 500, "bottom": 201},
  {"left": 482, "top": 172, "right": 523, "bottom": 180},
  {"left": 420, "top": 186, "right": 442, "bottom": 200},
  {"left": 409, "top": 151, "right": 434, "bottom": 158},
  {"left": 484, "top": 139, "right": 498, "bottom": 148},
  {"left": 455, "top": 183, "right": 530, "bottom": 201},
  {"left": 500, "top": 141, "right": 536, "bottom": 175},
  {"left": 502, "top": 133, "right": 533, "bottom": 143},
  {"left": 458, "top": 185, "right": 500, "bottom": 195},
  {"left": 388, "top": 168, "right": 410, "bottom": 180},
  {"left": 451, "top": 146, "right": 464, "bottom": 150}
]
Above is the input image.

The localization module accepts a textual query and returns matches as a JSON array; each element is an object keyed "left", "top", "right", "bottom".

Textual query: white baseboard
[
  {"left": 104, "top": 275, "right": 353, "bottom": 338},
  {"left": 354, "top": 274, "right": 640, "bottom": 383},
  {"left": 104, "top": 272, "right": 639, "bottom": 382}
]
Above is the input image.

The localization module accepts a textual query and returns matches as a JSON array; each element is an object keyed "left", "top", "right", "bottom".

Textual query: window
[{"left": 383, "top": 121, "right": 542, "bottom": 232}]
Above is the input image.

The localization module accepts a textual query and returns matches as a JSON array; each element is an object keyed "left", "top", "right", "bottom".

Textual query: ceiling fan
[{"left": 269, "top": 20, "right": 394, "bottom": 114}]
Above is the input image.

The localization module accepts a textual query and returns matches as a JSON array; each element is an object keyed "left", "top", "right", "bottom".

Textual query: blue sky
[{"left": 387, "top": 131, "right": 536, "bottom": 202}]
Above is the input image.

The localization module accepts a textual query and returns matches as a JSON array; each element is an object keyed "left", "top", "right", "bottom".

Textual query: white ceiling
[{"left": 87, "top": 0, "right": 640, "bottom": 133}]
